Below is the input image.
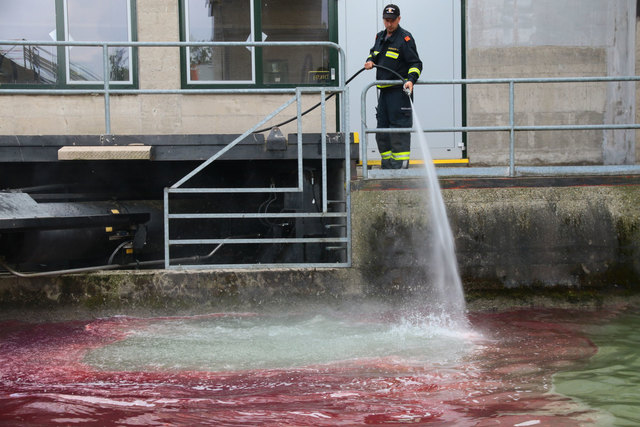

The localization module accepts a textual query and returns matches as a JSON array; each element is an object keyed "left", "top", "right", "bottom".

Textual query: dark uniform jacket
[{"left": 366, "top": 26, "right": 422, "bottom": 88}]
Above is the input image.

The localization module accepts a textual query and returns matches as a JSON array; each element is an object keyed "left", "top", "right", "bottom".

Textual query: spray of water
[
  {"left": 77, "top": 98, "right": 473, "bottom": 377},
  {"left": 409, "top": 98, "right": 467, "bottom": 325}
]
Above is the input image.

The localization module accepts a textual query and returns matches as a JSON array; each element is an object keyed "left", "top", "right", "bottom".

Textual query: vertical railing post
[
  {"left": 163, "top": 187, "right": 170, "bottom": 269},
  {"left": 361, "top": 85, "right": 369, "bottom": 179},
  {"left": 321, "top": 88, "right": 328, "bottom": 213},
  {"left": 296, "top": 87, "right": 304, "bottom": 190},
  {"left": 344, "top": 86, "right": 352, "bottom": 266},
  {"left": 102, "top": 43, "right": 111, "bottom": 135},
  {"left": 509, "top": 80, "right": 515, "bottom": 177},
  {"left": 337, "top": 48, "right": 347, "bottom": 135}
]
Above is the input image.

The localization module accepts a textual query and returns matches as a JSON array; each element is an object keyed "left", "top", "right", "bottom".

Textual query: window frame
[
  {"left": 0, "top": 0, "right": 138, "bottom": 90},
  {"left": 179, "top": 0, "right": 339, "bottom": 89}
]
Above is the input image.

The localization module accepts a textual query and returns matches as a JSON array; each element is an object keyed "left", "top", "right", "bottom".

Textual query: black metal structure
[{"left": 0, "top": 133, "right": 358, "bottom": 271}]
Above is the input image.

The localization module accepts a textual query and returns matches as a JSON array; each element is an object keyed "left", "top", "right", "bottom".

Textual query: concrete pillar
[{"left": 604, "top": 0, "right": 636, "bottom": 164}]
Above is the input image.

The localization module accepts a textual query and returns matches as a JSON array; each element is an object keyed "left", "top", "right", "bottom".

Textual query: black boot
[{"left": 389, "top": 159, "right": 404, "bottom": 169}]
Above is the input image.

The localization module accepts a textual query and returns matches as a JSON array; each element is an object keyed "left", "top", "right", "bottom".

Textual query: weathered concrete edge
[
  {"left": 0, "top": 268, "right": 363, "bottom": 310},
  {"left": 1, "top": 268, "right": 638, "bottom": 317}
]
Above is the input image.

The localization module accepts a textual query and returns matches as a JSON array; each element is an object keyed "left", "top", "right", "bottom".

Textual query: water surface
[
  {"left": 2, "top": 306, "right": 636, "bottom": 425},
  {"left": 554, "top": 308, "right": 640, "bottom": 426}
]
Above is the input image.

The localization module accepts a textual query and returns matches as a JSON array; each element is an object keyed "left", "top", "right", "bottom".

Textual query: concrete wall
[
  {"left": 2, "top": 179, "right": 638, "bottom": 310},
  {"left": 352, "top": 180, "right": 640, "bottom": 292},
  {"left": 466, "top": 0, "right": 637, "bottom": 166},
  {"left": 0, "top": 0, "right": 336, "bottom": 136}
]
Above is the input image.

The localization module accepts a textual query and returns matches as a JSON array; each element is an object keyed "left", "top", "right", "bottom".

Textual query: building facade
[{"left": 0, "top": 0, "right": 637, "bottom": 164}]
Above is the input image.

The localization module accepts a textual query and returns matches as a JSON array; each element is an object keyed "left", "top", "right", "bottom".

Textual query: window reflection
[
  {"left": 188, "top": 0, "right": 253, "bottom": 83},
  {"left": 0, "top": 0, "right": 58, "bottom": 84},
  {"left": 185, "top": 0, "right": 333, "bottom": 86},
  {"left": 261, "top": 0, "right": 330, "bottom": 85},
  {"left": 66, "top": 0, "right": 131, "bottom": 83}
]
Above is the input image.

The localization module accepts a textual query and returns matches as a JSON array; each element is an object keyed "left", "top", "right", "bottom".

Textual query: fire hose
[{"left": 254, "top": 64, "right": 408, "bottom": 133}]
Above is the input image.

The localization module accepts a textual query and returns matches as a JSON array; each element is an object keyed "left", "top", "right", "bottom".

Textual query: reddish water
[{"left": 0, "top": 309, "right": 616, "bottom": 426}]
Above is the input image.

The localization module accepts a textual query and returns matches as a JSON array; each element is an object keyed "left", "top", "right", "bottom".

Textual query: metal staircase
[{"left": 163, "top": 88, "right": 352, "bottom": 269}]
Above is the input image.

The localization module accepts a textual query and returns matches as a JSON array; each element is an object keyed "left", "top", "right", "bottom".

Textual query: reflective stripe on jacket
[{"left": 366, "top": 26, "right": 423, "bottom": 88}]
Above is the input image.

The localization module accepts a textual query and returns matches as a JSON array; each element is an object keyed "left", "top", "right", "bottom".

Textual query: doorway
[{"left": 338, "top": 0, "right": 464, "bottom": 162}]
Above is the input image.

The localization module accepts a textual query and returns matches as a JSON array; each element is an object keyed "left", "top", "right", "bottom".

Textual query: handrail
[
  {"left": 162, "top": 85, "right": 350, "bottom": 269},
  {"left": 361, "top": 76, "right": 640, "bottom": 178},
  {"left": 0, "top": 39, "right": 347, "bottom": 134}
]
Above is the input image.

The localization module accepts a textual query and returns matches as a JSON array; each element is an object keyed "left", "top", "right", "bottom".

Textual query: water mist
[{"left": 409, "top": 98, "right": 467, "bottom": 326}]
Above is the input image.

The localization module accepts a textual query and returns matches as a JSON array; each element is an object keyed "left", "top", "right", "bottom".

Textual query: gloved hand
[{"left": 403, "top": 81, "right": 413, "bottom": 96}]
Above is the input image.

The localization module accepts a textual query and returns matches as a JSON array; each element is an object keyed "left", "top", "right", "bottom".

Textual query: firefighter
[{"left": 364, "top": 4, "right": 423, "bottom": 169}]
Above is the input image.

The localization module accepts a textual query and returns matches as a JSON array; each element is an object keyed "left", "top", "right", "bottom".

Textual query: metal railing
[
  {"left": 0, "top": 39, "right": 348, "bottom": 134},
  {"left": 1, "top": 39, "right": 353, "bottom": 269},
  {"left": 163, "top": 85, "right": 352, "bottom": 269},
  {"left": 361, "top": 76, "right": 640, "bottom": 178}
]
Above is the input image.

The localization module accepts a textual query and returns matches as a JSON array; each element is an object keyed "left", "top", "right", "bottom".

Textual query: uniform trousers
[{"left": 375, "top": 87, "right": 412, "bottom": 169}]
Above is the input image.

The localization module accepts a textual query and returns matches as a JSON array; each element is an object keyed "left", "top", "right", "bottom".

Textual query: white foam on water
[{"left": 84, "top": 312, "right": 477, "bottom": 372}]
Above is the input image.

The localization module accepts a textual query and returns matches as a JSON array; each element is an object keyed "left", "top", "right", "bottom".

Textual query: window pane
[
  {"left": 0, "top": 0, "right": 57, "bottom": 84},
  {"left": 261, "top": 0, "right": 330, "bottom": 85},
  {"left": 187, "top": 0, "right": 253, "bottom": 83},
  {"left": 66, "top": 0, "right": 131, "bottom": 83}
]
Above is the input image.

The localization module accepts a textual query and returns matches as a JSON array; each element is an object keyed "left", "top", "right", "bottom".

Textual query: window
[
  {"left": 182, "top": 0, "right": 337, "bottom": 87},
  {"left": 65, "top": 0, "right": 133, "bottom": 84},
  {"left": 0, "top": 0, "right": 58, "bottom": 85},
  {"left": 261, "top": 0, "right": 332, "bottom": 85},
  {"left": 0, "top": 0, "right": 136, "bottom": 87},
  {"left": 186, "top": 0, "right": 254, "bottom": 84}
]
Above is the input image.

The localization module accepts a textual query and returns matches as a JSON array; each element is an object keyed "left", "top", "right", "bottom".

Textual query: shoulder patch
[{"left": 404, "top": 36, "right": 411, "bottom": 42}]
